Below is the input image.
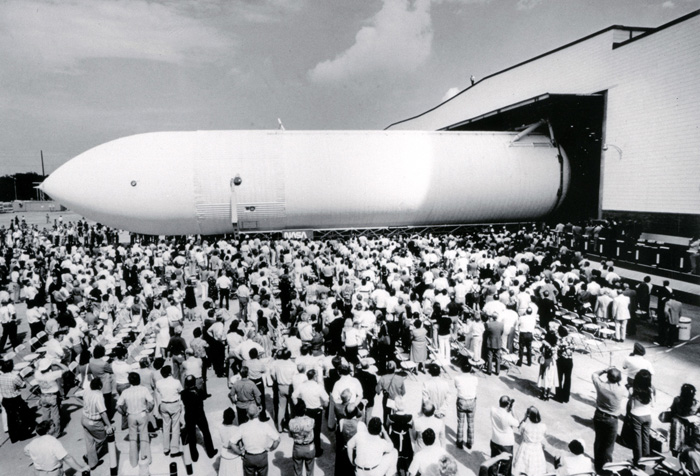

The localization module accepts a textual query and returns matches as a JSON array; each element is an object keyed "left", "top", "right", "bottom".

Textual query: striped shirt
[
  {"left": 117, "top": 385, "right": 154, "bottom": 414},
  {"left": 83, "top": 389, "right": 107, "bottom": 420},
  {"left": 0, "top": 371, "right": 24, "bottom": 398}
]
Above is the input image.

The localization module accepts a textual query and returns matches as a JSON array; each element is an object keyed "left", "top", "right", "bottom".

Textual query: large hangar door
[{"left": 445, "top": 93, "right": 605, "bottom": 221}]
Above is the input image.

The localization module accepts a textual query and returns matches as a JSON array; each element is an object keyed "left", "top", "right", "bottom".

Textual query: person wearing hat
[
  {"left": 555, "top": 439, "right": 594, "bottom": 476},
  {"left": 35, "top": 358, "right": 69, "bottom": 437},
  {"left": 623, "top": 343, "right": 654, "bottom": 387},
  {"left": 231, "top": 403, "right": 280, "bottom": 476}
]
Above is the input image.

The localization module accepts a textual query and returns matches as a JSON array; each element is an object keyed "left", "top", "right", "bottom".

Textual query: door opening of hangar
[{"left": 443, "top": 93, "right": 606, "bottom": 222}]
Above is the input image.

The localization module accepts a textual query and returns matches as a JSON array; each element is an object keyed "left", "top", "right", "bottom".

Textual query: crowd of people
[{"left": 0, "top": 215, "right": 697, "bottom": 476}]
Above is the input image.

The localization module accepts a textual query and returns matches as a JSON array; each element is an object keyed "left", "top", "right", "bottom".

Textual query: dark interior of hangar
[{"left": 443, "top": 93, "right": 605, "bottom": 224}]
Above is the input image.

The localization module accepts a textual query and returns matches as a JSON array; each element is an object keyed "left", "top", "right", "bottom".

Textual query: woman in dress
[
  {"left": 513, "top": 406, "right": 548, "bottom": 476},
  {"left": 388, "top": 396, "right": 414, "bottom": 476},
  {"left": 537, "top": 331, "right": 559, "bottom": 401},
  {"left": 410, "top": 319, "right": 429, "bottom": 372},
  {"left": 184, "top": 278, "right": 197, "bottom": 321},
  {"left": 218, "top": 408, "right": 243, "bottom": 476},
  {"left": 670, "top": 383, "right": 700, "bottom": 455}
]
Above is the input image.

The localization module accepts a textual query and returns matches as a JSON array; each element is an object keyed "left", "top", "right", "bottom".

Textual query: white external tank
[{"left": 40, "top": 130, "right": 570, "bottom": 236}]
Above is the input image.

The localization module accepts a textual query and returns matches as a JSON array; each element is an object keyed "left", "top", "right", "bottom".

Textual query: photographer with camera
[
  {"left": 490, "top": 395, "right": 519, "bottom": 476},
  {"left": 591, "top": 366, "right": 627, "bottom": 473}
]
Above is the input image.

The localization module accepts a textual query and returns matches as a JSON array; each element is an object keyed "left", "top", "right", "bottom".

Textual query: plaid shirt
[
  {"left": 0, "top": 371, "right": 24, "bottom": 398},
  {"left": 83, "top": 388, "right": 107, "bottom": 420},
  {"left": 117, "top": 385, "right": 154, "bottom": 414}
]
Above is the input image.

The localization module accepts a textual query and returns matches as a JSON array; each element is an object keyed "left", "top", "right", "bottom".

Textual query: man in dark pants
[
  {"left": 516, "top": 308, "right": 536, "bottom": 366},
  {"left": 591, "top": 367, "right": 627, "bottom": 473},
  {"left": 0, "top": 298, "right": 19, "bottom": 351},
  {"left": 229, "top": 366, "right": 261, "bottom": 425},
  {"left": 233, "top": 404, "right": 280, "bottom": 476},
  {"left": 655, "top": 280, "right": 673, "bottom": 343},
  {"left": 244, "top": 348, "right": 269, "bottom": 420},
  {"left": 484, "top": 313, "right": 504, "bottom": 376}
]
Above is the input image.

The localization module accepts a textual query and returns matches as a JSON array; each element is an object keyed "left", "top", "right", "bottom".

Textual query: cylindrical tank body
[{"left": 41, "top": 130, "right": 570, "bottom": 235}]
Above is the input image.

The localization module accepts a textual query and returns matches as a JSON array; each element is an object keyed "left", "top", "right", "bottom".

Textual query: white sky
[{"left": 0, "top": 0, "right": 698, "bottom": 175}]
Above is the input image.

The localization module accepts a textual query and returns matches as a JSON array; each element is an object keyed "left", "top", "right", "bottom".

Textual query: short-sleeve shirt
[
  {"left": 156, "top": 376, "right": 183, "bottom": 403},
  {"left": 237, "top": 419, "right": 279, "bottom": 454},
  {"left": 348, "top": 432, "right": 393, "bottom": 468},
  {"left": 592, "top": 373, "right": 627, "bottom": 415},
  {"left": 36, "top": 370, "right": 64, "bottom": 394},
  {"left": 24, "top": 435, "right": 68, "bottom": 471}
]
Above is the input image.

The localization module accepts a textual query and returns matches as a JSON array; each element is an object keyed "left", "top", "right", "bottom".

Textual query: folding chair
[
  {"left": 580, "top": 330, "right": 606, "bottom": 355},
  {"left": 395, "top": 351, "right": 418, "bottom": 380},
  {"left": 500, "top": 349, "right": 521, "bottom": 375}
]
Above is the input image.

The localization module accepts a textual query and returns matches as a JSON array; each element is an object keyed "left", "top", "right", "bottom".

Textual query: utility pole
[{"left": 12, "top": 177, "right": 17, "bottom": 201}]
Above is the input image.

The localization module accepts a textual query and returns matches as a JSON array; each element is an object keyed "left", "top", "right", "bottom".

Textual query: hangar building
[{"left": 387, "top": 9, "right": 700, "bottom": 237}]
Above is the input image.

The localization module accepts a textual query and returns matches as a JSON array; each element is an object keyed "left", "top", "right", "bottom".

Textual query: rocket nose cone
[{"left": 40, "top": 162, "right": 77, "bottom": 204}]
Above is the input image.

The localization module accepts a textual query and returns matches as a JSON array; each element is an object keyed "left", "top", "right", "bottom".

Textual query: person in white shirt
[
  {"left": 413, "top": 402, "right": 446, "bottom": 451},
  {"left": 155, "top": 365, "right": 183, "bottom": 456},
  {"left": 555, "top": 439, "right": 594, "bottom": 476},
  {"left": 517, "top": 307, "right": 537, "bottom": 366},
  {"left": 24, "top": 420, "right": 89, "bottom": 475},
  {"left": 348, "top": 417, "right": 396, "bottom": 476},
  {"left": 622, "top": 343, "right": 654, "bottom": 386},
  {"left": 408, "top": 428, "right": 448, "bottom": 476},
  {"left": 500, "top": 303, "right": 519, "bottom": 353},
  {"left": 490, "top": 396, "right": 519, "bottom": 476},
  {"left": 454, "top": 362, "right": 478, "bottom": 449},
  {"left": 612, "top": 289, "right": 631, "bottom": 342}
]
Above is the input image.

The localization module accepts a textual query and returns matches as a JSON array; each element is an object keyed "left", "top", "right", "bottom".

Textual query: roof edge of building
[{"left": 385, "top": 8, "right": 700, "bottom": 131}]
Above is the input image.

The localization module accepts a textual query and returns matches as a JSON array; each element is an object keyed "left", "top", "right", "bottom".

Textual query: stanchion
[
  {"left": 169, "top": 462, "right": 178, "bottom": 476},
  {"left": 181, "top": 431, "right": 193, "bottom": 475},
  {"left": 107, "top": 432, "right": 118, "bottom": 476}
]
